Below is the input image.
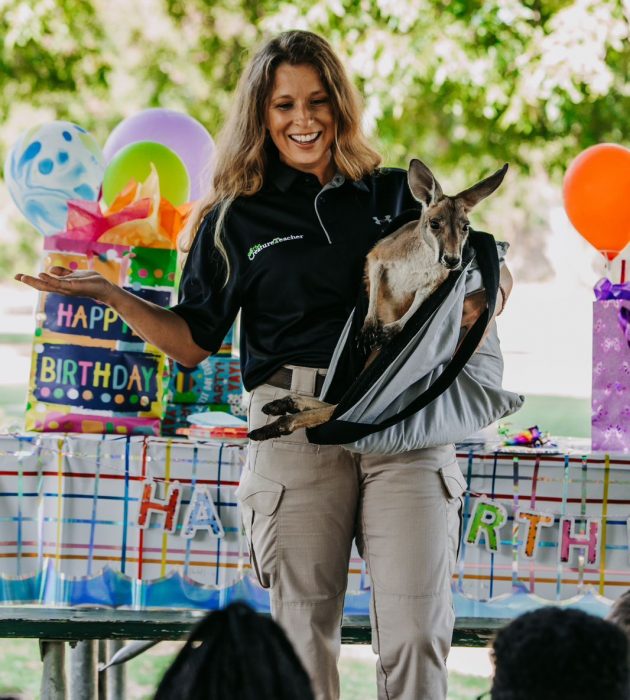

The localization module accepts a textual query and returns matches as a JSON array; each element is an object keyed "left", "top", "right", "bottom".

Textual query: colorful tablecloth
[{"left": 0, "top": 434, "right": 627, "bottom": 617}]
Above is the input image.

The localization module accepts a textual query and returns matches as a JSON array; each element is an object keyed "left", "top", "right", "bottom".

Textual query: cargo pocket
[
  {"left": 235, "top": 469, "right": 284, "bottom": 589},
  {"left": 438, "top": 462, "right": 467, "bottom": 576},
  {"left": 438, "top": 461, "right": 467, "bottom": 500}
]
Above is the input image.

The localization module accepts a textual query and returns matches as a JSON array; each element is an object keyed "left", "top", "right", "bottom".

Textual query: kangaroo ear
[
  {"left": 456, "top": 164, "right": 508, "bottom": 211},
  {"left": 407, "top": 158, "right": 443, "bottom": 208}
]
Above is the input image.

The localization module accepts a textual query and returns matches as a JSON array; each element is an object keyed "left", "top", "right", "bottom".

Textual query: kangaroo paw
[
  {"left": 357, "top": 320, "right": 387, "bottom": 352},
  {"left": 261, "top": 397, "right": 301, "bottom": 416},
  {"left": 248, "top": 416, "right": 294, "bottom": 441},
  {"left": 380, "top": 323, "right": 401, "bottom": 344}
]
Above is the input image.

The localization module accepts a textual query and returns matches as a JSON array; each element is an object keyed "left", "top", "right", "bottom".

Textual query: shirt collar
[
  {"left": 267, "top": 149, "right": 370, "bottom": 193},
  {"left": 268, "top": 152, "right": 300, "bottom": 192}
]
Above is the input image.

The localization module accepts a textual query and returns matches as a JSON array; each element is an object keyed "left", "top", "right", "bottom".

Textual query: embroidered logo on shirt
[
  {"left": 247, "top": 235, "right": 304, "bottom": 261},
  {"left": 372, "top": 215, "right": 393, "bottom": 225}
]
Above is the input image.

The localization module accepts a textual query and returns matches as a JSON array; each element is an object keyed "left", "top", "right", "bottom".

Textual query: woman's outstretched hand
[
  {"left": 16, "top": 265, "right": 210, "bottom": 367},
  {"left": 14, "top": 266, "right": 117, "bottom": 304}
]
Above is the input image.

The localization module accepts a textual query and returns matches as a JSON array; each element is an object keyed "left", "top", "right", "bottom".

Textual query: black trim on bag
[{"left": 306, "top": 225, "right": 499, "bottom": 446}]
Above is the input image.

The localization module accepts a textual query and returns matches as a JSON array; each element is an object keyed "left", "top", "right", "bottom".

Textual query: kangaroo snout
[{"left": 440, "top": 254, "right": 461, "bottom": 270}]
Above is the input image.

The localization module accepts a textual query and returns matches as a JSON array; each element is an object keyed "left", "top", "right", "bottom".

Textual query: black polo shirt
[{"left": 170, "top": 154, "right": 419, "bottom": 390}]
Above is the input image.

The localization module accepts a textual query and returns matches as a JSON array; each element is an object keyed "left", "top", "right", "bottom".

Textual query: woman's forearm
[
  {"left": 108, "top": 287, "right": 209, "bottom": 367},
  {"left": 498, "top": 264, "right": 513, "bottom": 315},
  {"left": 461, "top": 263, "right": 514, "bottom": 349}
]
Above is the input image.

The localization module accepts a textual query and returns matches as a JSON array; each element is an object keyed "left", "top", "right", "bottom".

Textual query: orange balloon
[{"left": 562, "top": 143, "right": 630, "bottom": 260}]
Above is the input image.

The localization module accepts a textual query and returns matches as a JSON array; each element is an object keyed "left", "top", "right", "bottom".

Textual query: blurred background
[
  {"left": 0, "top": 0, "right": 628, "bottom": 697},
  {"left": 2, "top": 0, "right": 629, "bottom": 434}
]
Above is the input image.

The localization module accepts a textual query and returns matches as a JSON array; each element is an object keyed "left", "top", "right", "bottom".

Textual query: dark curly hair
[
  {"left": 153, "top": 602, "right": 314, "bottom": 700},
  {"left": 491, "top": 607, "right": 629, "bottom": 700}
]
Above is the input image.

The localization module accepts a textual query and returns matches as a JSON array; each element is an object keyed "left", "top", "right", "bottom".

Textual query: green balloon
[{"left": 102, "top": 140, "right": 190, "bottom": 206}]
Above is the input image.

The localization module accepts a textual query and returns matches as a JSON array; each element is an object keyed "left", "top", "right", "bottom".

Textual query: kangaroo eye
[{"left": 429, "top": 219, "right": 440, "bottom": 230}]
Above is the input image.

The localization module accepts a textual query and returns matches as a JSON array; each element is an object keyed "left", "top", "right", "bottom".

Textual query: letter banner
[{"left": 455, "top": 446, "right": 630, "bottom": 618}]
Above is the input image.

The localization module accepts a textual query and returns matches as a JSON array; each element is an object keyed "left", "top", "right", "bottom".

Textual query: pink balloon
[{"left": 104, "top": 109, "right": 215, "bottom": 200}]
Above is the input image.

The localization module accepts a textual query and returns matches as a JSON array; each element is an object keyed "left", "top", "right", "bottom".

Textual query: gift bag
[
  {"left": 26, "top": 169, "right": 191, "bottom": 435},
  {"left": 592, "top": 279, "right": 630, "bottom": 453},
  {"left": 168, "top": 356, "right": 243, "bottom": 405},
  {"left": 164, "top": 330, "right": 245, "bottom": 436}
]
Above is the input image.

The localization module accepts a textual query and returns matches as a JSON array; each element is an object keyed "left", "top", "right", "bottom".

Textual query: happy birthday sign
[{"left": 25, "top": 241, "right": 175, "bottom": 434}]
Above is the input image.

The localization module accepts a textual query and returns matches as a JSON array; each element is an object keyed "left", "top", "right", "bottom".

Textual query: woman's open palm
[{"left": 15, "top": 266, "right": 116, "bottom": 304}]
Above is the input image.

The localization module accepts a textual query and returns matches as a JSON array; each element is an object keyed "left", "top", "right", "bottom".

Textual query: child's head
[
  {"left": 153, "top": 602, "right": 314, "bottom": 700},
  {"left": 608, "top": 590, "right": 630, "bottom": 632},
  {"left": 607, "top": 590, "right": 630, "bottom": 666},
  {"left": 490, "top": 606, "right": 629, "bottom": 700}
]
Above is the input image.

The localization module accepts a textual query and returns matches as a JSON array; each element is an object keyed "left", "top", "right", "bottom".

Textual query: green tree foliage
[{"left": 0, "top": 0, "right": 628, "bottom": 274}]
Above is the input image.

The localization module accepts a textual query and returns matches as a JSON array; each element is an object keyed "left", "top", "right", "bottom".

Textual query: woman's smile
[{"left": 288, "top": 131, "right": 322, "bottom": 145}]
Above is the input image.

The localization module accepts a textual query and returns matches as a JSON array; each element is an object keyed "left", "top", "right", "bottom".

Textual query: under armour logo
[{"left": 372, "top": 215, "right": 392, "bottom": 225}]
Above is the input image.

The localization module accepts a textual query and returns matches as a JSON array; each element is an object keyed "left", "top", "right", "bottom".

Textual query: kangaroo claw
[
  {"left": 380, "top": 323, "right": 400, "bottom": 344},
  {"left": 248, "top": 417, "right": 293, "bottom": 441},
  {"left": 357, "top": 320, "right": 389, "bottom": 352},
  {"left": 261, "top": 397, "right": 301, "bottom": 416}
]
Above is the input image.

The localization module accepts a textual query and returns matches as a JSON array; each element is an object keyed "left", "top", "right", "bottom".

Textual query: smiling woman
[
  {"left": 266, "top": 63, "right": 335, "bottom": 184},
  {"left": 167, "top": 31, "right": 504, "bottom": 700}
]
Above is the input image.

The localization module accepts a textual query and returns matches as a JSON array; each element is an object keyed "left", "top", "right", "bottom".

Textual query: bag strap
[{"left": 306, "top": 230, "right": 499, "bottom": 445}]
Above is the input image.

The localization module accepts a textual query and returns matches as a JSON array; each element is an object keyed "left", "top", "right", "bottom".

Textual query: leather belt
[{"left": 266, "top": 367, "right": 327, "bottom": 396}]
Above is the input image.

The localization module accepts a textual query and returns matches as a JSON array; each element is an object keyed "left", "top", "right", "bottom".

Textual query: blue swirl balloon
[{"left": 3, "top": 121, "right": 105, "bottom": 236}]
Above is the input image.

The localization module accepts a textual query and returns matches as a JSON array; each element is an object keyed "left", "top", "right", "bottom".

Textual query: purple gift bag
[{"left": 592, "top": 279, "right": 630, "bottom": 453}]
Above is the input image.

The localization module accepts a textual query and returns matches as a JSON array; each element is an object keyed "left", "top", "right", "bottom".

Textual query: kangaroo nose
[{"left": 441, "top": 255, "right": 461, "bottom": 270}]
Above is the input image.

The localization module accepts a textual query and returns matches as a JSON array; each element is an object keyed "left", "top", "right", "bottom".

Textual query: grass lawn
[
  {"left": 508, "top": 394, "right": 590, "bottom": 438},
  {"left": 0, "top": 638, "right": 491, "bottom": 699}
]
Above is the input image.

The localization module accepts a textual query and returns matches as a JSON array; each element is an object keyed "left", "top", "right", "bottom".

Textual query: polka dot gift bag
[{"left": 25, "top": 167, "right": 191, "bottom": 435}]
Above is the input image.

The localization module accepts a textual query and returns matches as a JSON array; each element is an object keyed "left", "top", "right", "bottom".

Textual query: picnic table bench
[{"left": 0, "top": 607, "right": 503, "bottom": 699}]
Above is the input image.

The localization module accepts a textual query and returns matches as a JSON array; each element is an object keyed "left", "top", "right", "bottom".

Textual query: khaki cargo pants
[{"left": 236, "top": 367, "right": 466, "bottom": 700}]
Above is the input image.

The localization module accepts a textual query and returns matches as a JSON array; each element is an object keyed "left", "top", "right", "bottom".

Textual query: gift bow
[
  {"left": 595, "top": 278, "right": 630, "bottom": 347},
  {"left": 594, "top": 278, "right": 630, "bottom": 301},
  {"left": 53, "top": 165, "right": 191, "bottom": 250}
]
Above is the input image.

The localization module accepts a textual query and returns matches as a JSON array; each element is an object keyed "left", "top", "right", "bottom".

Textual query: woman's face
[{"left": 265, "top": 62, "right": 336, "bottom": 184}]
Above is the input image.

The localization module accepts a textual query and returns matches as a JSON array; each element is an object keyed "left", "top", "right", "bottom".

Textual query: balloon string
[{"left": 600, "top": 251, "right": 627, "bottom": 284}]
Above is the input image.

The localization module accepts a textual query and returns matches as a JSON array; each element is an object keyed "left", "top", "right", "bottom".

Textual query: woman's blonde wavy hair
[{"left": 181, "top": 30, "right": 382, "bottom": 283}]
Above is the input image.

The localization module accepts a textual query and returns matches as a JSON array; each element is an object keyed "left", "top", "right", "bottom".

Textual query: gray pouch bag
[{"left": 306, "top": 219, "right": 523, "bottom": 454}]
